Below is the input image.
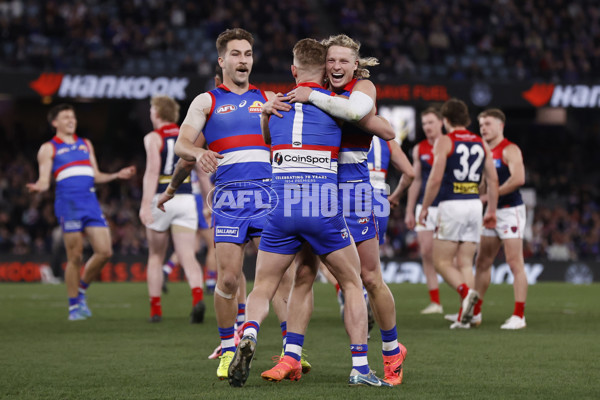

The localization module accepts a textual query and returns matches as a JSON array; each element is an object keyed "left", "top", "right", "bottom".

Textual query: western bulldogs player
[{"left": 27, "top": 104, "right": 135, "bottom": 320}]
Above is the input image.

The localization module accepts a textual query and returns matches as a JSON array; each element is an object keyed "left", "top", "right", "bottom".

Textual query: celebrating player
[{"left": 27, "top": 104, "right": 135, "bottom": 320}]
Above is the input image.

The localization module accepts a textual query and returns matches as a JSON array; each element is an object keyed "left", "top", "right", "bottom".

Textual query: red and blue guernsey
[
  {"left": 491, "top": 138, "right": 523, "bottom": 208},
  {"left": 156, "top": 123, "right": 191, "bottom": 194},
  {"left": 337, "top": 79, "right": 373, "bottom": 183},
  {"left": 50, "top": 134, "right": 106, "bottom": 232},
  {"left": 438, "top": 130, "right": 486, "bottom": 202},
  {"left": 335, "top": 78, "right": 378, "bottom": 243},
  {"left": 367, "top": 137, "right": 392, "bottom": 244},
  {"left": 204, "top": 84, "right": 271, "bottom": 186},
  {"left": 259, "top": 82, "right": 352, "bottom": 256},
  {"left": 416, "top": 139, "right": 440, "bottom": 207}
]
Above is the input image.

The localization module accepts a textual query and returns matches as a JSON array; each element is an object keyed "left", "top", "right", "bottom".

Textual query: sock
[
  {"left": 362, "top": 286, "right": 368, "bottom": 302},
  {"left": 78, "top": 279, "right": 89, "bottom": 297},
  {"left": 284, "top": 332, "right": 304, "bottom": 361},
  {"left": 429, "top": 288, "right": 440, "bottom": 304},
  {"left": 163, "top": 260, "right": 175, "bottom": 275},
  {"left": 350, "top": 344, "right": 370, "bottom": 375},
  {"left": 513, "top": 302, "right": 525, "bottom": 318},
  {"left": 335, "top": 283, "right": 340, "bottom": 294},
  {"left": 236, "top": 303, "right": 246, "bottom": 326},
  {"left": 191, "top": 287, "right": 203, "bottom": 306},
  {"left": 69, "top": 297, "right": 78, "bottom": 311},
  {"left": 474, "top": 299, "right": 483, "bottom": 316},
  {"left": 280, "top": 321, "right": 287, "bottom": 348},
  {"left": 380, "top": 326, "right": 400, "bottom": 356},
  {"left": 150, "top": 296, "right": 162, "bottom": 317},
  {"left": 457, "top": 283, "right": 469, "bottom": 299},
  {"left": 242, "top": 320, "right": 260, "bottom": 339},
  {"left": 218, "top": 326, "right": 236, "bottom": 353}
]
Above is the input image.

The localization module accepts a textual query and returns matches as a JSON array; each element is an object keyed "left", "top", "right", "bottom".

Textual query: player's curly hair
[
  {"left": 151, "top": 95, "right": 180, "bottom": 123},
  {"left": 216, "top": 28, "right": 254, "bottom": 56},
  {"left": 321, "top": 34, "right": 379, "bottom": 79},
  {"left": 441, "top": 98, "right": 471, "bottom": 128}
]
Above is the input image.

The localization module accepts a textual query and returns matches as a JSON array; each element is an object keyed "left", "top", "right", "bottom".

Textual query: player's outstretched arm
[
  {"left": 86, "top": 139, "right": 136, "bottom": 184},
  {"left": 289, "top": 80, "right": 394, "bottom": 140},
  {"left": 26, "top": 142, "right": 53, "bottom": 193}
]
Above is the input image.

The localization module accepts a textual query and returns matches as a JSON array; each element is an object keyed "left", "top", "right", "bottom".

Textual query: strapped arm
[{"left": 308, "top": 90, "right": 374, "bottom": 122}]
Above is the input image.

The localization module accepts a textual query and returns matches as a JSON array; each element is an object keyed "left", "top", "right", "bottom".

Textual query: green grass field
[{"left": 1, "top": 282, "right": 598, "bottom": 399}]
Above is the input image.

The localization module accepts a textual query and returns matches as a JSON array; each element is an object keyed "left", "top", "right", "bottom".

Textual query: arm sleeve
[{"left": 308, "top": 90, "right": 374, "bottom": 122}]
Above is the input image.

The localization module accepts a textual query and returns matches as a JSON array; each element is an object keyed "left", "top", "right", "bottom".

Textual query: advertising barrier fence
[{"left": 0, "top": 255, "right": 596, "bottom": 284}]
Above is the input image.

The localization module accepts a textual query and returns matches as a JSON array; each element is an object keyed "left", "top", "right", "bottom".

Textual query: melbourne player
[
  {"left": 139, "top": 95, "right": 205, "bottom": 324},
  {"left": 27, "top": 104, "right": 135, "bottom": 320},
  {"left": 229, "top": 38, "right": 390, "bottom": 388},
  {"left": 474, "top": 108, "right": 527, "bottom": 330},
  {"left": 418, "top": 98, "right": 498, "bottom": 329}
]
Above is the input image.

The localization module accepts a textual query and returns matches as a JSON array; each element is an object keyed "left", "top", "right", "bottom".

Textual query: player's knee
[
  {"left": 96, "top": 247, "right": 113, "bottom": 262},
  {"left": 218, "top": 273, "right": 239, "bottom": 294}
]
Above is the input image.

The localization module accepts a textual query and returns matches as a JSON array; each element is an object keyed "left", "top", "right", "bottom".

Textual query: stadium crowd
[{"left": 0, "top": 0, "right": 599, "bottom": 81}]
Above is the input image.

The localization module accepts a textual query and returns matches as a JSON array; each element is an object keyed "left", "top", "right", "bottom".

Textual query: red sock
[
  {"left": 474, "top": 299, "right": 483, "bottom": 316},
  {"left": 335, "top": 283, "right": 341, "bottom": 294},
  {"left": 456, "top": 283, "right": 469, "bottom": 299},
  {"left": 513, "top": 302, "right": 525, "bottom": 318},
  {"left": 150, "top": 296, "right": 162, "bottom": 317},
  {"left": 192, "top": 287, "right": 204, "bottom": 306},
  {"left": 429, "top": 288, "right": 440, "bottom": 304}
]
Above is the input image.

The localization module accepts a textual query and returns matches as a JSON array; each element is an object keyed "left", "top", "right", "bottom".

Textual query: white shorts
[
  {"left": 435, "top": 199, "right": 482, "bottom": 243},
  {"left": 415, "top": 204, "right": 438, "bottom": 232},
  {"left": 481, "top": 204, "right": 526, "bottom": 239},
  {"left": 147, "top": 194, "right": 197, "bottom": 232}
]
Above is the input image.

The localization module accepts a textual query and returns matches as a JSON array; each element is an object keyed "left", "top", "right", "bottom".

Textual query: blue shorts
[
  {"left": 339, "top": 182, "right": 379, "bottom": 243},
  {"left": 259, "top": 204, "right": 352, "bottom": 256},
  {"left": 211, "top": 182, "right": 271, "bottom": 244},
  {"left": 54, "top": 193, "right": 107, "bottom": 233},
  {"left": 194, "top": 194, "right": 209, "bottom": 230}
]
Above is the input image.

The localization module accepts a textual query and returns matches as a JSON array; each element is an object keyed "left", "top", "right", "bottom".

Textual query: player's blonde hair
[
  {"left": 151, "top": 95, "right": 180, "bottom": 123},
  {"left": 321, "top": 34, "right": 379, "bottom": 79}
]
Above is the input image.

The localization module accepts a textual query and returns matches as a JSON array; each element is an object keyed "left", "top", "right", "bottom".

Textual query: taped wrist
[{"left": 308, "top": 90, "right": 374, "bottom": 122}]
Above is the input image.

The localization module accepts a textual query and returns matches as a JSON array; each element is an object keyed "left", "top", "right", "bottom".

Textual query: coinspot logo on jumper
[{"left": 208, "top": 180, "right": 278, "bottom": 220}]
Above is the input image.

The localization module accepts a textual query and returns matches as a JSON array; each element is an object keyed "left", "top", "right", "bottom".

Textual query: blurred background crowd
[
  {"left": 1, "top": 0, "right": 599, "bottom": 262},
  {"left": 1, "top": 0, "right": 599, "bottom": 81}
]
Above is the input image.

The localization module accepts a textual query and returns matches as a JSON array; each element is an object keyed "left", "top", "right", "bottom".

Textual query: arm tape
[{"left": 308, "top": 90, "right": 374, "bottom": 122}]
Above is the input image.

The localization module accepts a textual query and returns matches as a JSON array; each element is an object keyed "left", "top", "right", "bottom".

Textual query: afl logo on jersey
[
  {"left": 248, "top": 100, "right": 263, "bottom": 113},
  {"left": 273, "top": 152, "right": 283, "bottom": 165},
  {"left": 216, "top": 104, "right": 237, "bottom": 114},
  {"left": 358, "top": 217, "right": 370, "bottom": 224}
]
